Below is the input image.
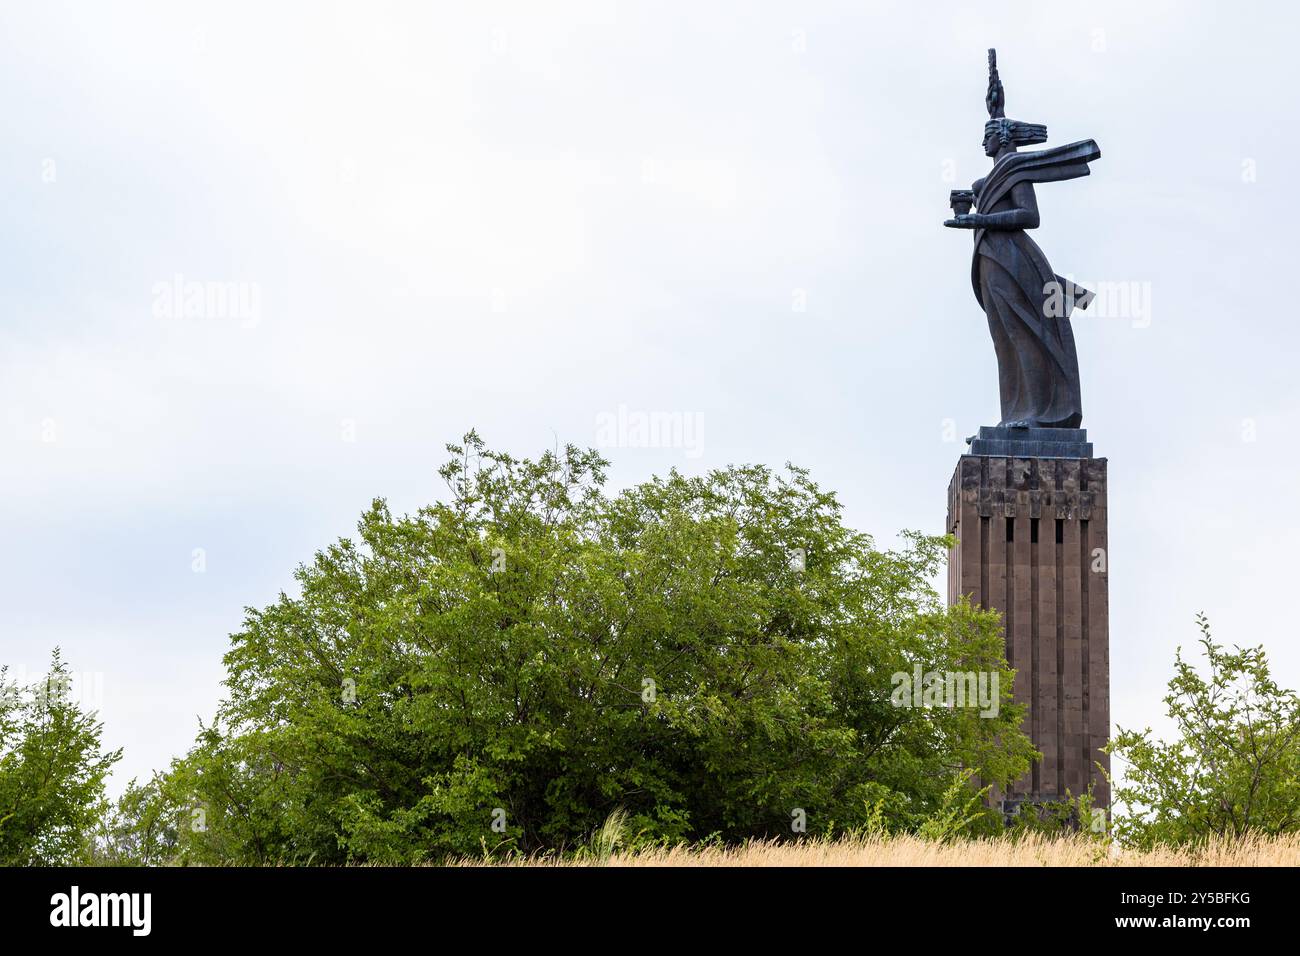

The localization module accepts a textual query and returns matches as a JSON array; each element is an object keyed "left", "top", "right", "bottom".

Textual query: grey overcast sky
[{"left": 2, "top": 0, "right": 1296, "bottom": 792}]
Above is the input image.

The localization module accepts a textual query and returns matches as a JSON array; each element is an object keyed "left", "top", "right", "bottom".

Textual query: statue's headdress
[
  {"left": 983, "top": 49, "right": 1048, "bottom": 147},
  {"left": 986, "top": 48, "right": 1005, "bottom": 119}
]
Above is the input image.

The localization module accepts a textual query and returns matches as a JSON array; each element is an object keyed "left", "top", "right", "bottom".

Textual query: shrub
[{"left": 144, "top": 432, "right": 1032, "bottom": 864}]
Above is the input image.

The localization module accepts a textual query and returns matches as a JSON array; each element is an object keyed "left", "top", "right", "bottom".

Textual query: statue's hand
[{"left": 944, "top": 214, "right": 980, "bottom": 229}]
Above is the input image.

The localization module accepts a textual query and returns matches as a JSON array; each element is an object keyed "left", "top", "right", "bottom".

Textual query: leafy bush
[
  {"left": 1108, "top": 614, "right": 1300, "bottom": 847},
  {"left": 0, "top": 651, "right": 120, "bottom": 865},
  {"left": 125, "top": 432, "right": 1033, "bottom": 864}
]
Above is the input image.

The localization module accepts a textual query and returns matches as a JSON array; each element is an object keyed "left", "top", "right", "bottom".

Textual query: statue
[{"left": 945, "top": 50, "right": 1100, "bottom": 430}]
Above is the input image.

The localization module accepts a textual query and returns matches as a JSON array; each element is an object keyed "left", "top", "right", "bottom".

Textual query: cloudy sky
[{"left": 2, "top": 0, "right": 1296, "bottom": 792}]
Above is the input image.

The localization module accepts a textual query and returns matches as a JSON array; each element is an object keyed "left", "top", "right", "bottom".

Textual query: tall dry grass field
[{"left": 456, "top": 833, "right": 1300, "bottom": 867}]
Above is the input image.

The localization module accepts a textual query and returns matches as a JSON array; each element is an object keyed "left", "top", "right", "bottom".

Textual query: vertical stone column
[{"left": 946, "top": 434, "right": 1110, "bottom": 813}]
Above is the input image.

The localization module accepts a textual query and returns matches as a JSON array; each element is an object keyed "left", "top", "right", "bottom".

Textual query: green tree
[
  {"left": 89, "top": 774, "right": 179, "bottom": 866},
  {"left": 159, "top": 432, "right": 1033, "bottom": 863},
  {"left": 0, "top": 650, "right": 121, "bottom": 865},
  {"left": 1109, "top": 613, "right": 1300, "bottom": 847}
]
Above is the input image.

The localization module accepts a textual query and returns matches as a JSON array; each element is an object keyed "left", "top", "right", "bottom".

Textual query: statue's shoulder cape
[
  {"left": 970, "top": 139, "right": 1102, "bottom": 317},
  {"left": 976, "top": 139, "right": 1101, "bottom": 212}
]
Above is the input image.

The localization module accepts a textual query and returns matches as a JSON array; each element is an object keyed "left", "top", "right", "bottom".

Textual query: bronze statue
[{"left": 946, "top": 50, "right": 1100, "bottom": 430}]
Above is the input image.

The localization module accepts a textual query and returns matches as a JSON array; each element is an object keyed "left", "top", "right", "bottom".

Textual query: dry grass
[{"left": 455, "top": 832, "right": 1300, "bottom": 867}]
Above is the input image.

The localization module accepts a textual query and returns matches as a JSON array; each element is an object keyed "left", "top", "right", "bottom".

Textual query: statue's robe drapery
[{"left": 970, "top": 139, "right": 1101, "bottom": 428}]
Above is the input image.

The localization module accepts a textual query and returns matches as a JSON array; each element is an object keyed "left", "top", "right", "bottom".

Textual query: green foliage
[
  {"left": 914, "top": 770, "right": 996, "bottom": 842},
  {"left": 0, "top": 650, "right": 121, "bottom": 865},
  {"left": 90, "top": 774, "right": 179, "bottom": 866},
  {"left": 578, "top": 807, "right": 629, "bottom": 863},
  {"left": 1005, "top": 786, "right": 1106, "bottom": 841},
  {"left": 1108, "top": 614, "right": 1300, "bottom": 848},
  {"left": 140, "top": 432, "right": 1033, "bottom": 864}
]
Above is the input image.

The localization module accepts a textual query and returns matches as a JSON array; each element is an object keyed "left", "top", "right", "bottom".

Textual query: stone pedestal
[{"left": 946, "top": 430, "right": 1110, "bottom": 814}]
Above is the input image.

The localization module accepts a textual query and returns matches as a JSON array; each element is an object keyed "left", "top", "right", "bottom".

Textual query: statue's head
[
  {"left": 983, "top": 118, "right": 1048, "bottom": 157},
  {"left": 982, "top": 50, "right": 1048, "bottom": 158}
]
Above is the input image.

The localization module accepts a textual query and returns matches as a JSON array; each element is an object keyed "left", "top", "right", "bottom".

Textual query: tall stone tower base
[{"left": 946, "top": 427, "right": 1110, "bottom": 816}]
